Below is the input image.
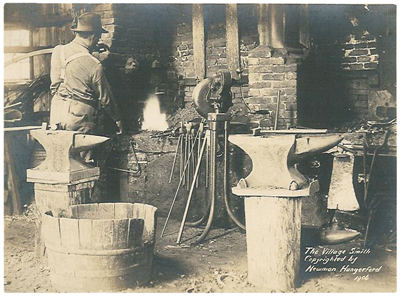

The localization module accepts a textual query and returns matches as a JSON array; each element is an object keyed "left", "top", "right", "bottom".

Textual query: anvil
[
  {"left": 27, "top": 129, "right": 109, "bottom": 184},
  {"left": 229, "top": 134, "right": 343, "bottom": 197}
]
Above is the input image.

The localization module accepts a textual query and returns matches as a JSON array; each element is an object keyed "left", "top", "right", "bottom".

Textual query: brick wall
[
  {"left": 341, "top": 27, "right": 381, "bottom": 119},
  {"left": 342, "top": 30, "right": 379, "bottom": 71},
  {"left": 246, "top": 46, "right": 298, "bottom": 129},
  {"left": 169, "top": 4, "right": 258, "bottom": 112}
]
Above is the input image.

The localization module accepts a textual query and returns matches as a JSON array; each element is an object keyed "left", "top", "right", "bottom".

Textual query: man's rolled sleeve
[
  {"left": 50, "top": 45, "right": 62, "bottom": 96},
  {"left": 93, "top": 65, "right": 121, "bottom": 122}
]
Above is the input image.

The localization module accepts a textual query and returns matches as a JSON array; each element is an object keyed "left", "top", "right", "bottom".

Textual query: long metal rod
[
  {"left": 274, "top": 90, "right": 281, "bottom": 130},
  {"left": 168, "top": 134, "right": 182, "bottom": 183},
  {"left": 192, "top": 127, "right": 216, "bottom": 244},
  {"left": 179, "top": 123, "right": 184, "bottom": 184},
  {"left": 205, "top": 135, "right": 209, "bottom": 188},
  {"left": 160, "top": 128, "right": 201, "bottom": 238},
  {"left": 176, "top": 135, "right": 208, "bottom": 244}
]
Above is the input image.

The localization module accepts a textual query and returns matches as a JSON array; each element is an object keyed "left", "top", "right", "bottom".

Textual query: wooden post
[
  {"left": 4, "top": 135, "right": 22, "bottom": 215},
  {"left": 192, "top": 4, "right": 206, "bottom": 80},
  {"left": 245, "top": 196, "right": 302, "bottom": 291},
  {"left": 226, "top": 4, "right": 240, "bottom": 79}
]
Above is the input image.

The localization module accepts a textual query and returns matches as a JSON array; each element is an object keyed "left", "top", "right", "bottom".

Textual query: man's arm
[
  {"left": 50, "top": 45, "right": 62, "bottom": 96},
  {"left": 92, "top": 64, "right": 123, "bottom": 133}
]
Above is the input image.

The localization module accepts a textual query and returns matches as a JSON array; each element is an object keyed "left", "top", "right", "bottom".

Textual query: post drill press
[{"left": 161, "top": 70, "right": 244, "bottom": 244}]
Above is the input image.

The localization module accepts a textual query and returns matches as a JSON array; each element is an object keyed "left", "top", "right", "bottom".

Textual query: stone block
[
  {"left": 357, "top": 56, "right": 371, "bottom": 63},
  {"left": 248, "top": 89, "right": 261, "bottom": 97},
  {"left": 248, "top": 46, "right": 273, "bottom": 58},
  {"left": 284, "top": 64, "right": 297, "bottom": 72},
  {"left": 248, "top": 58, "right": 260, "bottom": 65},
  {"left": 248, "top": 73, "right": 262, "bottom": 82},
  {"left": 246, "top": 97, "right": 270, "bottom": 105},
  {"left": 349, "top": 64, "right": 364, "bottom": 70},
  {"left": 259, "top": 57, "right": 285, "bottom": 65},
  {"left": 354, "top": 42, "right": 368, "bottom": 49},
  {"left": 364, "top": 62, "right": 378, "bottom": 69},
  {"left": 262, "top": 73, "right": 285, "bottom": 81},
  {"left": 285, "top": 72, "right": 297, "bottom": 80},
  {"left": 249, "top": 82, "right": 272, "bottom": 89},
  {"left": 271, "top": 80, "right": 296, "bottom": 88},
  {"left": 260, "top": 88, "right": 280, "bottom": 96},
  {"left": 348, "top": 49, "right": 369, "bottom": 56},
  {"left": 248, "top": 65, "right": 273, "bottom": 73}
]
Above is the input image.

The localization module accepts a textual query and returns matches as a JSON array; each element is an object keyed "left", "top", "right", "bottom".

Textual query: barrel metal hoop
[{"left": 45, "top": 245, "right": 145, "bottom": 256}]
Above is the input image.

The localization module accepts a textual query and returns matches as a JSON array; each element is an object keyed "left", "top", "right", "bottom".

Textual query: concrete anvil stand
[
  {"left": 27, "top": 128, "right": 109, "bottom": 216},
  {"left": 229, "top": 134, "right": 343, "bottom": 291}
]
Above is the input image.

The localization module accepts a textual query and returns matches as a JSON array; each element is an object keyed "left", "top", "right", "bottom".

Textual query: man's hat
[{"left": 71, "top": 12, "right": 108, "bottom": 34}]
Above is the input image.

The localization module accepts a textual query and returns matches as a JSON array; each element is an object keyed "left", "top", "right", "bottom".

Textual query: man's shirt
[{"left": 50, "top": 38, "right": 120, "bottom": 121}]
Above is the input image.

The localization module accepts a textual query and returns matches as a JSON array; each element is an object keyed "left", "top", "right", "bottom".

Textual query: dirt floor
[{"left": 3, "top": 210, "right": 396, "bottom": 293}]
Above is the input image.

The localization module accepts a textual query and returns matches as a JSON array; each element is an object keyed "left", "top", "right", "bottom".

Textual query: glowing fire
[{"left": 141, "top": 95, "right": 169, "bottom": 131}]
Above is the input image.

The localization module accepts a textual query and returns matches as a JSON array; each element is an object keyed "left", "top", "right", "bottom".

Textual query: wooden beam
[
  {"left": 226, "top": 4, "right": 240, "bottom": 79},
  {"left": 4, "top": 46, "right": 52, "bottom": 54},
  {"left": 192, "top": 4, "right": 206, "bottom": 80}
]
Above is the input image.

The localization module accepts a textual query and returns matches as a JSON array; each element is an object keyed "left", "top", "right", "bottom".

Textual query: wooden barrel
[{"left": 42, "top": 202, "right": 157, "bottom": 292}]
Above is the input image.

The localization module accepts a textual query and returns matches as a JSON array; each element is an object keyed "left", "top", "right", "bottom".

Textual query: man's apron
[{"left": 50, "top": 47, "right": 99, "bottom": 134}]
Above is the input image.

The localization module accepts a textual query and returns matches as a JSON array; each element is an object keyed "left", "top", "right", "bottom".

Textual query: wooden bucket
[{"left": 42, "top": 202, "right": 157, "bottom": 292}]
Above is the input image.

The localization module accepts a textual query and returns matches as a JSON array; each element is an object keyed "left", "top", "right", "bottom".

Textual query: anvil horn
[
  {"left": 290, "top": 135, "right": 343, "bottom": 163},
  {"left": 73, "top": 134, "right": 110, "bottom": 152}
]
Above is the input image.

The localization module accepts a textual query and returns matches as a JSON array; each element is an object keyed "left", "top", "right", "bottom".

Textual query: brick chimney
[{"left": 246, "top": 4, "right": 298, "bottom": 129}]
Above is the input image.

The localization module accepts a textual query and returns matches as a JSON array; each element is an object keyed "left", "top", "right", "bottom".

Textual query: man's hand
[
  {"left": 92, "top": 43, "right": 111, "bottom": 62},
  {"left": 116, "top": 120, "right": 123, "bottom": 135}
]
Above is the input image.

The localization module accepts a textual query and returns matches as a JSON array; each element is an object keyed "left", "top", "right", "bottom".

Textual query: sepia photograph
[{"left": 3, "top": 2, "right": 397, "bottom": 293}]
